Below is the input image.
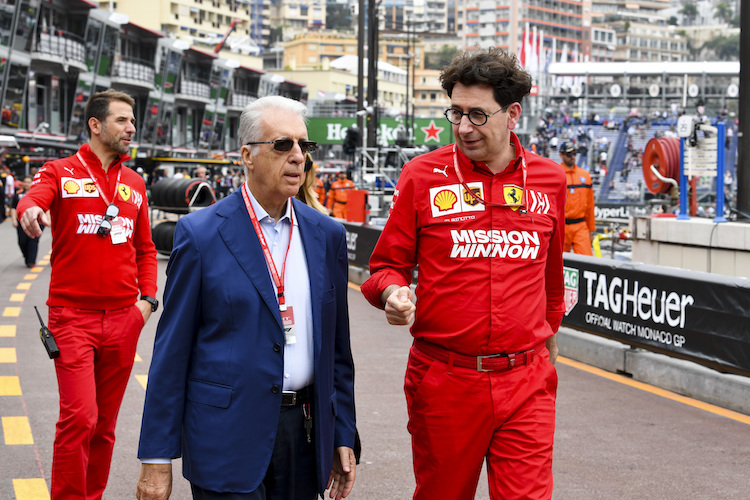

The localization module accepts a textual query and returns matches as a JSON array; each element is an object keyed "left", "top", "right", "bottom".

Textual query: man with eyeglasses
[
  {"left": 16, "top": 89, "right": 158, "bottom": 499},
  {"left": 136, "top": 95, "right": 356, "bottom": 500},
  {"left": 559, "top": 142, "right": 595, "bottom": 256},
  {"left": 361, "top": 47, "right": 566, "bottom": 499}
]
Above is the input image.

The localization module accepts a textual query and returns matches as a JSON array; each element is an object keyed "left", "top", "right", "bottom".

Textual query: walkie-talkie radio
[{"left": 34, "top": 306, "right": 60, "bottom": 359}]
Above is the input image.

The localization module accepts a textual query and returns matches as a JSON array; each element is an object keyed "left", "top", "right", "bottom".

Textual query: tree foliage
[{"left": 702, "top": 34, "right": 739, "bottom": 61}]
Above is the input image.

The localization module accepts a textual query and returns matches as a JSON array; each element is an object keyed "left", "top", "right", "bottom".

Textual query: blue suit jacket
[{"left": 138, "top": 189, "right": 356, "bottom": 493}]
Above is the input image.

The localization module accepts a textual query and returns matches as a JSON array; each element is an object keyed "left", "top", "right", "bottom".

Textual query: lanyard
[
  {"left": 76, "top": 152, "right": 121, "bottom": 208},
  {"left": 241, "top": 183, "right": 294, "bottom": 311},
  {"left": 452, "top": 144, "right": 528, "bottom": 212}
]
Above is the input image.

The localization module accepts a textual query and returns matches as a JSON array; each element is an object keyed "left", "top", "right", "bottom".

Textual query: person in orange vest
[
  {"left": 326, "top": 171, "right": 355, "bottom": 219},
  {"left": 315, "top": 173, "right": 326, "bottom": 206},
  {"left": 560, "top": 142, "right": 595, "bottom": 255}
]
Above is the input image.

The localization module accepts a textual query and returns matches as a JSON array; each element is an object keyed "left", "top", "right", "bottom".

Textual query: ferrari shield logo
[
  {"left": 503, "top": 184, "right": 523, "bottom": 210},
  {"left": 563, "top": 266, "right": 579, "bottom": 315},
  {"left": 118, "top": 184, "right": 131, "bottom": 202}
]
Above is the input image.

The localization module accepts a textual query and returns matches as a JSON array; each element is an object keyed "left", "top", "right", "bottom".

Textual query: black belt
[
  {"left": 281, "top": 385, "right": 312, "bottom": 406},
  {"left": 565, "top": 217, "right": 585, "bottom": 225},
  {"left": 334, "top": 200, "right": 347, "bottom": 205},
  {"left": 414, "top": 339, "right": 544, "bottom": 373}
]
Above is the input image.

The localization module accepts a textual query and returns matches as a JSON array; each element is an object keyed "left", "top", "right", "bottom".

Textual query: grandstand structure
[{"left": 534, "top": 61, "right": 739, "bottom": 207}]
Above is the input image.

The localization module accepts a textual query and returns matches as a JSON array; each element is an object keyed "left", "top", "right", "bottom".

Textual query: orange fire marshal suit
[
  {"left": 326, "top": 177, "right": 355, "bottom": 218},
  {"left": 562, "top": 162, "right": 595, "bottom": 255}
]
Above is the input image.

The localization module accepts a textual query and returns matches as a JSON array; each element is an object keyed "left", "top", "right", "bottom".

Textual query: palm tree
[
  {"left": 680, "top": 2, "right": 699, "bottom": 26},
  {"left": 713, "top": 2, "right": 733, "bottom": 24}
]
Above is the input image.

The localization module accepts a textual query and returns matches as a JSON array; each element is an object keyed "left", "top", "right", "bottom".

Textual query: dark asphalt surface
[{"left": 1, "top": 217, "right": 749, "bottom": 499}]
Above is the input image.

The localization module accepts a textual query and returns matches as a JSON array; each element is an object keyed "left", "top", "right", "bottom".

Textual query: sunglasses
[
  {"left": 561, "top": 152, "right": 576, "bottom": 157},
  {"left": 97, "top": 203, "right": 119, "bottom": 237},
  {"left": 246, "top": 139, "right": 318, "bottom": 153}
]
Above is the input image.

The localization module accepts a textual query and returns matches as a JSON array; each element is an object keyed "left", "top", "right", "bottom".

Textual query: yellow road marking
[
  {"left": 23, "top": 274, "right": 38, "bottom": 280},
  {"left": 0, "top": 376, "right": 22, "bottom": 396},
  {"left": 0, "top": 348, "right": 18, "bottom": 363},
  {"left": 2, "top": 416, "right": 34, "bottom": 444},
  {"left": 135, "top": 374, "right": 148, "bottom": 390},
  {"left": 17, "top": 283, "right": 31, "bottom": 290},
  {"left": 3, "top": 307, "right": 21, "bottom": 317},
  {"left": 0, "top": 325, "right": 16, "bottom": 337},
  {"left": 30, "top": 267, "right": 43, "bottom": 272},
  {"left": 134, "top": 352, "right": 143, "bottom": 362},
  {"left": 348, "top": 283, "right": 361, "bottom": 291},
  {"left": 13, "top": 477, "right": 50, "bottom": 499},
  {"left": 558, "top": 356, "right": 750, "bottom": 425},
  {"left": 10, "top": 293, "right": 26, "bottom": 302}
]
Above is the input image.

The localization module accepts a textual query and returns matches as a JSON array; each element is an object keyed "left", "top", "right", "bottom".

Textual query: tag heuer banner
[{"left": 562, "top": 253, "right": 750, "bottom": 376}]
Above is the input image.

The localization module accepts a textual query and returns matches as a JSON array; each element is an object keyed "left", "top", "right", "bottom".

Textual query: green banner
[{"left": 307, "top": 117, "right": 453, "bottom": 146}]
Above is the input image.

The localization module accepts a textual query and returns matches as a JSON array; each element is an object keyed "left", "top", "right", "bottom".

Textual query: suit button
[
  {"left": 274, "top": 343, "right": 281, "bottom": 352},
  {"left": 272, "top": 385, "right": 280, "bottom": 394}
]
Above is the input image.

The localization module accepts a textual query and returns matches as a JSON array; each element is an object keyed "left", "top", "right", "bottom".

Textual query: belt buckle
[
  {"left": 477, "top": 353, "right": 517, "bottom": 372},
  {"left": 282, "top": 391, "right": 296, "bottom": 406}
]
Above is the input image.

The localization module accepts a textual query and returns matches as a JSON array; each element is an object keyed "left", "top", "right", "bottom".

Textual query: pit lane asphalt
[{"left": 1, "top": 217, "right": 748, "bottom": 499}]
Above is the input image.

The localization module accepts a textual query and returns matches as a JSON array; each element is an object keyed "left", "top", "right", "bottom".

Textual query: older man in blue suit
[{"left": 136, "top": 96, "right": 356, "bottom": 500}]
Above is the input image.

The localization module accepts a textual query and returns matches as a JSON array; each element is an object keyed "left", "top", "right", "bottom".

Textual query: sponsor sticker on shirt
[
  {"left": 429, "top": 182, "right": 485, "bottom": 218},
  {"left": 61, "top": 177, "right": 99, "bottom": 198}
]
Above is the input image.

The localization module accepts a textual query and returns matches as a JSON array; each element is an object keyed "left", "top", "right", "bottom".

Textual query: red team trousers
[
  {"left": 48, "top": 306, "right": 144, "bottom": 499},
  {"left": 405, "top": 344, "right": 558, "bottom": 500}
]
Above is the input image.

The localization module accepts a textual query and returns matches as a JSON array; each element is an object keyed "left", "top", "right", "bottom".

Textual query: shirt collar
[
  {"left": 459, "top": 131, "right": 525, "bottom": 175},
  {"left": 244, "top": 181, "right": 294, "bottom": 225}
]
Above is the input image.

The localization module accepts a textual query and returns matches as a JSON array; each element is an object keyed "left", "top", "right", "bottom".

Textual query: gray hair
[{"left": 239, "top": 96, "right": 309, "bottom": 155}]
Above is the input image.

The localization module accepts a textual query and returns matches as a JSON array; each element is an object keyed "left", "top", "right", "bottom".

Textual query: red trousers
[
  {"left": 564, "top": 222, "right": 593, "bottom": 256},
  {"left": 48, "top": 305, "right": 144, "bottom": 500},
  {"left": 405, "top": 343, "right": 558, "bottom": 500}
]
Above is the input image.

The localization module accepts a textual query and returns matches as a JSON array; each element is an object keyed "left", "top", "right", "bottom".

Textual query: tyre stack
[{"left": 150, "top": 177, "right": 216, "bottom": 255}]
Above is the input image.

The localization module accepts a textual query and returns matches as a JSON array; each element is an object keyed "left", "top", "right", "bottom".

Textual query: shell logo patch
[
  {"left": 429, "top": 182, "right": 485, "bottom": 218},
  {"left": 118, "top": 184, "right": 131, "bottom": 201},
  {"left": 63, "top": 180, "right": 80, "bottom": 195},
  {"left": 434, "top": 190, "right": 458, "bottom": 211},
  {"left": 503, "top": 184, "right": 523, "bottom": 211}
]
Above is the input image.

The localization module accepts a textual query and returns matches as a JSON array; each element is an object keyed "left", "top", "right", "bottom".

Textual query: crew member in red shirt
[
  {"left": 361, "top": 48, "right": 566, "bottom": 500},
  {"left": 560, "top": 141, "right": 595, "bottom": 255},
  {"left": 18, "top": 89, "right": 158, "bottom": 500}
]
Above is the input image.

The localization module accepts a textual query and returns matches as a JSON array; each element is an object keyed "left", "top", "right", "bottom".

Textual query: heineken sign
[{"left": 307, "top": 117, "right": 453, "bottom": 146}]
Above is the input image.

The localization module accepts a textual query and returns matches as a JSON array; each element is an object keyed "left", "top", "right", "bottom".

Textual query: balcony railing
[
  {"left": 34, "top": 30, "right": 85, "bottom": 66},
  {"left": 113, "top": 55, "right": 156, "bottom": 86}
]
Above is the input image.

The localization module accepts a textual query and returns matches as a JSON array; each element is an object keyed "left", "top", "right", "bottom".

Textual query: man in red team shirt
[
  {"left": 361, "top": 48, "right": 566, "bottom": 499},
  {"left": 18, "top": 89, "right": 158, "bottom": 499}
]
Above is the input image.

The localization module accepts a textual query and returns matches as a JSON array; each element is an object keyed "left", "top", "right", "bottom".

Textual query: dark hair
[
  {"left": 440, "top": 47, "right": 532, "bottom": 108},
  {"left": 84, "top": 89, "right": 135, "bottom": 138}
]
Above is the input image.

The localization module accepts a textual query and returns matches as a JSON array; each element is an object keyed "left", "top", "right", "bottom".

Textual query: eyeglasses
[
  {"left": 97, "top": 203, "right": 119, "bottom": 237},
  {"left": 444, "top": 104, "right": 510, "bottom": 126},
  {"left": 245, "top": 138, "right": 318, "bottom": 153}
]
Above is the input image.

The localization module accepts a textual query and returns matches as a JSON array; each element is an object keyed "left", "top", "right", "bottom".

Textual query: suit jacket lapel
[
  {"left": 217, "top": 190, "right": 282, "bottom": 327},
  {"left": 294, "top": 200, "right": 325, "bottom": 360}
]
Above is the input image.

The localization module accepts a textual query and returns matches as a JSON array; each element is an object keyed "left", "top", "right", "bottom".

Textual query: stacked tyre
[
  {"left": 150, "top": 177, "right": 216, "bottom": 255},
  {"left": 151, "top": 221, "right": 177, "bottom": 256}
]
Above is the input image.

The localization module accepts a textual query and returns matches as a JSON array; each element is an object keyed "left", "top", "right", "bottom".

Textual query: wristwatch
[{"left": 141, "top": 295, "right": 159, "bottom": 312}]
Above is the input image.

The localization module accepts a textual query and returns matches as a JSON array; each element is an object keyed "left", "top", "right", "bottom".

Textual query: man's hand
[
  {"left": 20, "top": 206, "right": 49, "bottom": 238},
  {"left": 382, "top": 285, "right": 416, "bottom": 325},
  {"left": 136, "top": 463, "right": 172, "bottom": 500},
  {"left": 546, "top": 333, "right": 559, "bottom": 365},
  {"left": 327, "top": 446, "right": 356, "bottom": 499},
  {"left": 135, "top": 300, "right": 154, "bottom": 324}
]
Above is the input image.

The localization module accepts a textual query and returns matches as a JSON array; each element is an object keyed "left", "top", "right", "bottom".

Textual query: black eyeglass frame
[
  {"left": 97, "top": 203, "right": 120, "bottom": 237},
  {"left": 245, "top": 138, "right": 318, "bottom": 153},
  {"left": 444, "top": 103, "right": 512, "bottom": 126}
]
